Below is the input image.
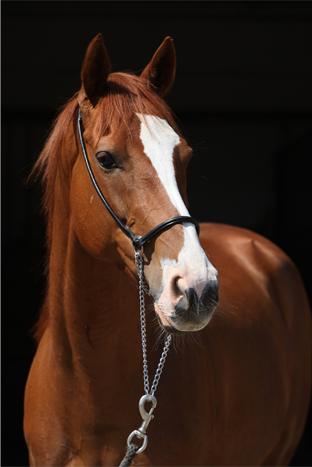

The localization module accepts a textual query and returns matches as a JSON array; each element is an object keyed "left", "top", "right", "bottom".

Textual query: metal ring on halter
[{"left": 133, "top": 242, "right": 144, "bottom": 255}]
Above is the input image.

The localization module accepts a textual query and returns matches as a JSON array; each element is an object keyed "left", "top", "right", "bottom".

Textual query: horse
[{"left": 24, "top": 34, "right": 311, "bottom": 467}]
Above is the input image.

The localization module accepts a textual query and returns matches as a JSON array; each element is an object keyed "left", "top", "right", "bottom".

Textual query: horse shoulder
[
  {"left": 200, "top": 222, "right": 311, "bottom": 334},
  {"left": 24, "top": 328, "right": 75, "bottom": 466},
  {"left": 199, "top": 222, "right": 312, "bottom": 465}
]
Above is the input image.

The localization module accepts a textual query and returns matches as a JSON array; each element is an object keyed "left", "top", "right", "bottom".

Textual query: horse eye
[{"left": 96, "top": 152, "right": 118, "bottom": 170}]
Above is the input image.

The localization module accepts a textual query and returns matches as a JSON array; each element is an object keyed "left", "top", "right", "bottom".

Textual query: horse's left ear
[
  {"left": 78, "top": 33, "right": 111, "bottom": 110},
  {"left": 141, "top": 37, "right": 176, "bottom": 96}
]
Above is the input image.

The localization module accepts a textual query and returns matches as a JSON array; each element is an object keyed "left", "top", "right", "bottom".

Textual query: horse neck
[{"left": 47, "top": 126, "right": 142, "bottom": 382}]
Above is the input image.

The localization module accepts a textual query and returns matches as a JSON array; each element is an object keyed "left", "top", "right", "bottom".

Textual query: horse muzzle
[{"left": 154, "top": 278, "right": 219, "bottom": 334}]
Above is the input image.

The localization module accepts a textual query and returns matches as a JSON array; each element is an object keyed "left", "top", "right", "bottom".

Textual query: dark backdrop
[{"left": 2, "top": 2, "right": 312, "bottom": 466}]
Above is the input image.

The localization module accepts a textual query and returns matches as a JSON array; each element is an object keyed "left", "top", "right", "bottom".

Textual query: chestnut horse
[{"left": 24, "top": 34, "right": 311, "bottom": 466}]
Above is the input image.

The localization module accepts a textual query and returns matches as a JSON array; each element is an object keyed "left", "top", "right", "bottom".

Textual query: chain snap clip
[{"left": 127, "top": 395, "right": 157, "bottom": 454}]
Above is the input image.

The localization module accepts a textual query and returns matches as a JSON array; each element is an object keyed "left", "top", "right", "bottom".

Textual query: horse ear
[
  {"left": 141, "top": 37, "right": 176, "bottom": 96},
  {"left": 79, "top": 33, "right": 111, "bottom": 109}
]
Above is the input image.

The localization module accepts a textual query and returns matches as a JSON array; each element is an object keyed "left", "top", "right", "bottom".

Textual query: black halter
[{"left": 77, "top": 109, "right": 200, "bottom": 250}]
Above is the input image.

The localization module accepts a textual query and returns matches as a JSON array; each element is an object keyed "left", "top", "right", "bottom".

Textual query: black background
[{"left": 2, "top": 2, "right": 312, "bottom": 466}]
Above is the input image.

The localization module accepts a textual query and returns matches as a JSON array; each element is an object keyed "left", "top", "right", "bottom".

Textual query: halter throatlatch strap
[{"left": 78, "top": 109, "right": 200, "bottom": 248}]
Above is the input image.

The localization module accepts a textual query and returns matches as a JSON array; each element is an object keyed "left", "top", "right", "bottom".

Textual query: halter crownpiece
[{"left": 77, "top": 109, "right": 200, "bottom": 249}]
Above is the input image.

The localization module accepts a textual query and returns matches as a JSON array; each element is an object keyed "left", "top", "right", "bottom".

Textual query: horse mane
[{"left": 31, "top": 72, "right": 180, "bottom": 344}]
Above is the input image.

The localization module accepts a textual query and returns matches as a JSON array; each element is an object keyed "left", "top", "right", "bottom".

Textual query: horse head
[{"left": 73, "top": 34, "right": 219, "bottom": 334}]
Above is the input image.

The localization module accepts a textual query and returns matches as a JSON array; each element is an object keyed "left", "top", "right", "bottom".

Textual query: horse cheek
[{"left": 70, "top": 164, "right": 112, "bottom": 260}]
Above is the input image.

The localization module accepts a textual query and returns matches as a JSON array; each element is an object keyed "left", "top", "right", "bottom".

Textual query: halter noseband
[{"left": 77, "top": 109, "right": 200, "bottom": 249}]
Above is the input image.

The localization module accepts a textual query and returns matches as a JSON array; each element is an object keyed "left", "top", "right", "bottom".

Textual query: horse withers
[{"left": 24, "top": 34, "right": 312, "bottom": 466}]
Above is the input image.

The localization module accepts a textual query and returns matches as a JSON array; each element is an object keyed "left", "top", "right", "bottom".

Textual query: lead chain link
[{"left": 134, "top": 250, "right": 172, "bottom": 398}]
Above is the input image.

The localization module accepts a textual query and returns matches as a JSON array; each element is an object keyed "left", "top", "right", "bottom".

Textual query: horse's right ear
[{"left": 78, "top": 34, "right": 111, "bottom": 110}]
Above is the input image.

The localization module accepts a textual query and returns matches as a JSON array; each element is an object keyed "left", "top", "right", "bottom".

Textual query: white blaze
[
  {"left": 137, "top": 114, "right": 217, "bottom": 314},
  {"left": 137, "top": 114, "right": 186, "bottom": 215}
]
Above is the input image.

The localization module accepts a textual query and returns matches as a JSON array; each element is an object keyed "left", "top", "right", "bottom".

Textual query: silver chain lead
[
  {"left": 126, "top": 249, "right": 172, "bottom": 453},
  {"left": 134, "top": 249, "right": 172, "bottom": 398}
]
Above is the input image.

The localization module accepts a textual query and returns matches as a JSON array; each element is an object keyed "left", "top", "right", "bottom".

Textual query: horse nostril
[
  {"left": 175, "top": 287, "right": 199, "bottom": 318},
  {"left": 174, "top": 280, "right": 219, "bottom": 322},
  {"left": 185, "top": 288, "right": 199, "bottom": 310},
  {"left": 173, "top": 277, "right": 183, "bottom": 298}
]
